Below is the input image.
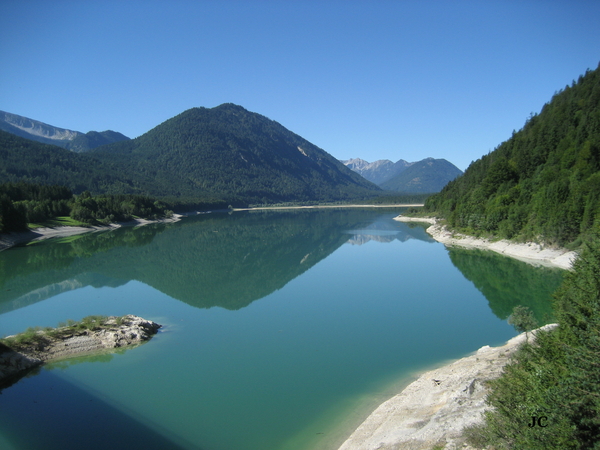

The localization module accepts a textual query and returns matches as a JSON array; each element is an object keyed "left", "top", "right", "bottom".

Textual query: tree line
[
  {"left": 0, "top": 182, "right": 174, "bottom": 232},
  {"left": 424, "top": 63, "right": 600, "bottom": 247}
]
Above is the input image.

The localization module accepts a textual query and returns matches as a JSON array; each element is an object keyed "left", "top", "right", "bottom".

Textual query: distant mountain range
[
  {"left": 342, "top": 158, "right": 413, "bottom": 185},
  {"left": 342, "top": 157, "right": 462, "bottom": 193},
  {"left": 0, "top": 104, "right": 382, "bottom": 203},
  {"left": 0, "top": 110, "right": 130, "bottom": 152}
]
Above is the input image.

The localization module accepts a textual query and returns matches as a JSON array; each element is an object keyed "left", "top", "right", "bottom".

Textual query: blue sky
[{"left": 1, "top": 0, "right": 599, "bottom": 171}]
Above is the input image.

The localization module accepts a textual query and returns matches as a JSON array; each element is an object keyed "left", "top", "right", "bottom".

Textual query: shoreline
[
  {"left": 0, "top": 205, "right": 420, "bottom": 251},
  {"left": 394, "top": 215, "right": 577, "bottom": 270},
  {"left": 338, "top": 324, "right": 557, "bottom": 450},
  {"left": 232, "top": 204, "right": 423, "bottom": 211},
  {"left": 0, "top": 214, "right": 184, "bottom": 252},
  {"left": 0, "top": 315, "right": 161, "bottom": 388}
]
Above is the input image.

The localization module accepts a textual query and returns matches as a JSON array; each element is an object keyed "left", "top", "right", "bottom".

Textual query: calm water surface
[{"left": 0, "top": 209, "right": 564, "bottom": 450}]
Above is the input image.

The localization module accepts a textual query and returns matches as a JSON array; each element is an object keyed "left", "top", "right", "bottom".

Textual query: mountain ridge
[
  {"left": 87, "top": 103, "right": 382, "bottom": 202},
  {"left": 0, "top": 110, "right": 129, "bottom": 152},
  {"left": 341, "top": 158, "right": 413, "bottom": 185},
  {"left": 1, "top": 104, "right": 382, "bottom": 204},
  {"left": 380, "top": 157, "right": 463, "bottom": 193},
  {"left": 342, "top": 156, "right": 463, "bottom": 193}
]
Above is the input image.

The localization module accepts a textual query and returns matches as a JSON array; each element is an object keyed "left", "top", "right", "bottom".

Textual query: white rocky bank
[
  {"left": 337, "top": 216, "right": 574, "bottom": 450},
  {"left": 339, "top": 324, "right": 557, "bottom": 450},
  {"left": 0, "top": 315, "right": 161, "bottom": 385},
  {"left": 394, "top": 216, "right": 578, "bottom": 270}
]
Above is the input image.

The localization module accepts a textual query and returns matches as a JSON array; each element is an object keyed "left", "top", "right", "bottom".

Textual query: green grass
[{"left": 28, "top": 216, "right": 90, "bottom": 229}]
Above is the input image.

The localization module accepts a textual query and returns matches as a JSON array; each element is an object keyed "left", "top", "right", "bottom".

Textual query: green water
[{"left": 0, "top": 209, "right": 564, "bottom": 450}]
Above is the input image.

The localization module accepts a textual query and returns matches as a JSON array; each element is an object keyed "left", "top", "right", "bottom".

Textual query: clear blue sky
[{"left": 1, "top": 0, "right": 599, "bottom": 171}]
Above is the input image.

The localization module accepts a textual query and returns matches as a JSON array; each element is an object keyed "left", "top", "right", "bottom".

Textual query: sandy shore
[
  {"left": 394, "top": 215, "right": 577, "bottom": 270},
  {"left": 338, "top": 324, "right": 557, "bottom": 450},
  {"left": 0, "top": 215, "right": 183, "bottom": 251}
]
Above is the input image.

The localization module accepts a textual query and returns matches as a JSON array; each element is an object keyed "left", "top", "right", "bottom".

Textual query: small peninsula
[{"left": 0, "top": 315, "right": 161, "bottom": 387}]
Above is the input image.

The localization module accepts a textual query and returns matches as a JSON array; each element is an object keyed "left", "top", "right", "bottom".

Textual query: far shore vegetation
[{"left": 0, "top": 181, "right": 427, "bottom": 234}]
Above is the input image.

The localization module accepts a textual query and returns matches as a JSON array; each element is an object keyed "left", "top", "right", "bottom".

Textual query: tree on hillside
[
  {"left": 466, "top": 232, "right": 600, "bottom": 449},
  {"left": 424, "top": 63, "right": 600, "bottom": 246}
]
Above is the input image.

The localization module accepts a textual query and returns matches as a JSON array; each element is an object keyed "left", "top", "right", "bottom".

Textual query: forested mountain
[
  {"left": 0, "top": 110, "right": 129, "bottom": 152},
  {"left": 341, "top": 158, "right": 412, "bottom": 184},
  {"left": 89, "top": 103, "right": 382, "bottom": 203},
  {"left": 0, "top": 130, "right": 140, "bottom": 194},
  {"left": 0, "top": 104, "right": 382, "bottom": 204},
  {"left": 424, "top": 63, "right": 600, "bottom": 246},
  {"left": 380, "top": 157, "right": 463, "bottom": 193}
]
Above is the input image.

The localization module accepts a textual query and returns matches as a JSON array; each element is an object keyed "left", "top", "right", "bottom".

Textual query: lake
[{"left": 0, "top": 209, "right": 564, "bottom": 450}]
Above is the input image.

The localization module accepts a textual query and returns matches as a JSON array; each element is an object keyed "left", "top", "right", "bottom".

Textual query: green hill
[
  {"left": 424, "top": 63, "right": 600, "bottom": 246},
  {"left": 380, "top": 157, "right": 463, "bottom": 193},
  {"left": 0, "top": 130, "right": 139, "bottom": 194},
  {"left": 0, "top": 104, "right": 382, "bottom": 204},
  {"left": 90, "top": 103, "right": 381, "bottom": 203}
]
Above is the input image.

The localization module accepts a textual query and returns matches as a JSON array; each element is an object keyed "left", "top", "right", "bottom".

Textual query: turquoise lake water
[{"left": 0, "top": 209, "right": 564, "bottom": 450}]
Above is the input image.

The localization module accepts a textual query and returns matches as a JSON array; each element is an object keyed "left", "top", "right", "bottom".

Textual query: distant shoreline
[
  {"left": 232, "top": 204, "right": 423, "bottom": 211},
  {"left": 394, "top": 215, "right": 577, "bottom": 270},
  {"left": 0, "top": 205, "right": 421, "bottom": 251},
  {"left": 0, "top": 214, "right": 184, "bottom": 252}
]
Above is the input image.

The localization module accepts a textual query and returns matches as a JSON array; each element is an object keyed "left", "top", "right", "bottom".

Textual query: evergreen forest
[
  {"left": 424, "top": 63, "right": 600, "bottom": 247},
  {"left": 466, "top": 235, "right": 600, "bottom": 449},
  {"left": 0, "top": 182, "right": 173, "bottom": 232},
  {"left": 0, "top": 104, "right": 384, "bottom": 208}
]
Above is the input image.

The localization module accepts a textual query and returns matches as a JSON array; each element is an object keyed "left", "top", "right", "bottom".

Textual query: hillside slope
[
  {"left": 424, "top": 63, "right": 600, "bottom": 246},
  {"left": 0, "top": 130, "right": 140, "bottom": 194},
  {"left": 90, "top": 103, "right": 382, "bottom": 203},
  {"left": 0, "top": 110, "right": 129, "bottom": 152}
]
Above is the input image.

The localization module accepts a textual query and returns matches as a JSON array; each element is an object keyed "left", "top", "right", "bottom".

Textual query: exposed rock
[
  {"left": 0, "top": 315, "right": 161, "bottom": 387},
  {"left": 394, "top": 215, "right": 577, "bottom": 270},
  {"left": 338, "top": 324, "right": 558, "bottom": 450}
]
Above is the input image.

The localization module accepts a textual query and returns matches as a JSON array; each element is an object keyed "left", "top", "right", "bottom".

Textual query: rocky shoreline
[
  {"left": 394, "top": 215, "right": 577, "bottom": 270},
  {"left": 338, "top": 216, "right": 572, "bottom": 450},
  {"left": 338, "top": 324, "right": 557, "bottom": 450},
  {"left": 0, "top": 215, "right": 183, "bottom": 252},
  {"left": 0, "top": 315, "right": 161, "bottom": 387}
]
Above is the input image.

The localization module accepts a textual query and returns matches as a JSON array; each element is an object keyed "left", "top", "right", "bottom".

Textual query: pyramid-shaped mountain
[{"left": 91, "top": 104, "right": 381, "bottom": 202}]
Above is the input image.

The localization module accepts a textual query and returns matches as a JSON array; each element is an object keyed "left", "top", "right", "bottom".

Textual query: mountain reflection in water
[{"left": 0, "top": 209, "right": 563, "bottom": 323}]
